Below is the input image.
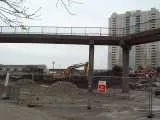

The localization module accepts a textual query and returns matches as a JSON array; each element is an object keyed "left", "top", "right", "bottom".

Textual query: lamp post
[{"left": 52, "top": 61, "right": 55, "bottom": 70}]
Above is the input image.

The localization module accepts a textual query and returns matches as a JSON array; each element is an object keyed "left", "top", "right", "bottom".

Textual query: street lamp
[{"left": 52, "top": 61, "right": 55, "bottom": 70}]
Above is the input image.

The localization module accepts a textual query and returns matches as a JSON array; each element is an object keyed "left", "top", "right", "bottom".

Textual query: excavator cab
[{"left": 63, "top": 62, "right": 89, "bottom": 81}]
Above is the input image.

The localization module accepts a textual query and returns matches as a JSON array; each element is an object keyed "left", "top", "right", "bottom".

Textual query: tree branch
[
  {"left": 56, "top": 0, "right": 83, "bottom": 15},
  {"left": 0, "top": 0, "right": 41, "bottom": 26}
]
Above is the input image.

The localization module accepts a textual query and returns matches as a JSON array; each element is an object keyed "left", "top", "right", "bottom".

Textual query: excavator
[
  {"left": 51, "top": 62, "right": 89, "bottom": 88},
  {"left": 63, "top": 62, "right": 89, "bottom": 81}
]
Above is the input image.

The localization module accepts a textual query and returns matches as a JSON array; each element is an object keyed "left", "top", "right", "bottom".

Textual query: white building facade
[{"left": 108, "top": 8, "right": 160, "bottom": 70}]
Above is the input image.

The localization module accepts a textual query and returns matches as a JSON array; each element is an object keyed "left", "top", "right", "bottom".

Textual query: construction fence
[
  {"left": 0, "top": 75, "right": 160, "bottom": 118},
  {"left": 93, "top": 75, "right": 160, "bottom": 117}
]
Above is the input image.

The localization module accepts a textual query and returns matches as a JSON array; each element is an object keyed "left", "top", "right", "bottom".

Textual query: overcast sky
[{"left": 0, "top": 0, "right": 159, "bottom": 69}]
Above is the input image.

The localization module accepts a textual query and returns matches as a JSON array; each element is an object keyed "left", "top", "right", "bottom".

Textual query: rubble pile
[
  {"left": 17, "top": 81, "right": 87, "bottom": 105},
  {"left": 50, "top": 81, "right": 85, "bottom": 97}
]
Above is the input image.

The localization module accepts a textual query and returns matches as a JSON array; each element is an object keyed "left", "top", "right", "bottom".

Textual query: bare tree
[
  {"left": 0, "top": 0, "right": 41, "bottom": 26},
  {"left": 56, "top": 0, "right": 83, "bottom": 15},
  {"left": 0, "top": 0, "right": 82, "bottom": 26}
]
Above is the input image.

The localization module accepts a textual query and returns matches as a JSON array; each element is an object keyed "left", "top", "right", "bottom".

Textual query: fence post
[
  {"left": 28, "top": 26, "right": 30, "bottom": 34},
  {"left": 1, "top": 72, "right": 10, "bottom": 99},
  {"left": 71, "top": 27, "right": 72, "bottom": 35},
  {"left": 85, "top": 27, "right": 87, "bottom": 36},
  {"left": 56, "top": 27, "right": 58, "bottom": 35},
  {"left": 14, "top": 26, "right": 16, "bottom": 33},
  {"left": 1, "top": 26, "right": 2, "bottom": 33},
  {"left": 41, "top": 27, "right": 44, "bottom": 34},
  {"left": 147, "top": 74, "right": 154, "bottom": 118},
  {"left": 100, "top": 27, "right": 102, "bottom": 36}
]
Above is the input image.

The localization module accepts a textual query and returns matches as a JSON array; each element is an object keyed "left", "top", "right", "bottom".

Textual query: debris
[{"left": 17, "top": 81, "right": 87, "bottom": 105}]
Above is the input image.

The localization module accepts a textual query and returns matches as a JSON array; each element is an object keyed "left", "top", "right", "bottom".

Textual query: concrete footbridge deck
[
  {"left": 0, "top": 26, "right": 159, "bottom": 45},
  {"left": 0, "top": 26, "right": 120, "bottom": 45}
]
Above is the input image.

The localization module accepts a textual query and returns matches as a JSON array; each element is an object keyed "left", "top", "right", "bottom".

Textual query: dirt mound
[
  {"left": 45, "top": 81, "right": 87, "bottom": 103},
  {"left": 52, "top": 81, "right": 79, "bottom": 91},
  {"left": 50, "top": 81, "right": 85, "bottom": 98},
  {"left": 17, "top": 81, "right": 88, "bottom": 105}
]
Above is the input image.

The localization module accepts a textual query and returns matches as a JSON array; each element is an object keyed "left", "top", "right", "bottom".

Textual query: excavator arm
[{"left": 63, "top": 62, "right": 89, "bottom": 80}]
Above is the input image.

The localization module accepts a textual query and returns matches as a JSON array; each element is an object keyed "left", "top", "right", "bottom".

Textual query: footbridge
[{"left": 0, "top": 25, "right": 160, "bottom": 93}]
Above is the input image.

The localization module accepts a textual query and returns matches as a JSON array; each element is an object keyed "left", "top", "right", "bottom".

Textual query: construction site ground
[{"left": 1, "top": 80, "right": 160, "bottom": 120}]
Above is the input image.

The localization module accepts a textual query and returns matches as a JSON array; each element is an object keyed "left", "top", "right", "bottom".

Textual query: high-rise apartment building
[{"left": 108, "top": 8, "right": 160, "bottom": 70}]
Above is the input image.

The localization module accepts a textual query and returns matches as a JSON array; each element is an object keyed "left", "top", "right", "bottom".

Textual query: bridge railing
[
  {"left": 0, "top": 21, "right": 159, "bottom": 36},
  {"left": 0, "top": 26, "right": 112, "bottom": 36},
  {"left": 0, "top": 26, "right": 131, "bottom": 36}
]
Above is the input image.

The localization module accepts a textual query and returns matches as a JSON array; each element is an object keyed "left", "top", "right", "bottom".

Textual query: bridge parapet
[
  {"left": 0, "top": 26, "right": 139, "bottom": 37},
  {"left": 0, "top": 26, "right": 111, "bottom": 36}
]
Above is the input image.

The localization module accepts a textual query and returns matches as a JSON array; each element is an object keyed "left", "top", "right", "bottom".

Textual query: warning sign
[{"left": 97, "top": 80, "right": 108, "bottom": 93}]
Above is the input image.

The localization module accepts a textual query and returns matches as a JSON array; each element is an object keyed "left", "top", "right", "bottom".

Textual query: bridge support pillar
[
  {"left": 87, "top": 43, "right": 94, "bottom": 109},
  {"left": 88, "top": 44, "right": 94, "bottom": 92},
  {"left": 122, "top": 46, "right": 130, "bottom": 93}
]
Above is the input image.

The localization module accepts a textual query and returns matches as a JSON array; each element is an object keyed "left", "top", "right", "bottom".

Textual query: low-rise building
[{"left": 0, "top": 64, "right": 49, "bottom": 74}]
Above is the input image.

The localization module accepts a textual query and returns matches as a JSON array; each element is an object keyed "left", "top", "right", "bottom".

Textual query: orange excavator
[{"left": 63, "top": 62, "right": 89, "bottom": 81}]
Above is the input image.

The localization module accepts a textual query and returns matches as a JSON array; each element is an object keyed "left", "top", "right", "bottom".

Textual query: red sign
[{"left": 97, "top": 81, "right": 108, "bottom": 93}]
